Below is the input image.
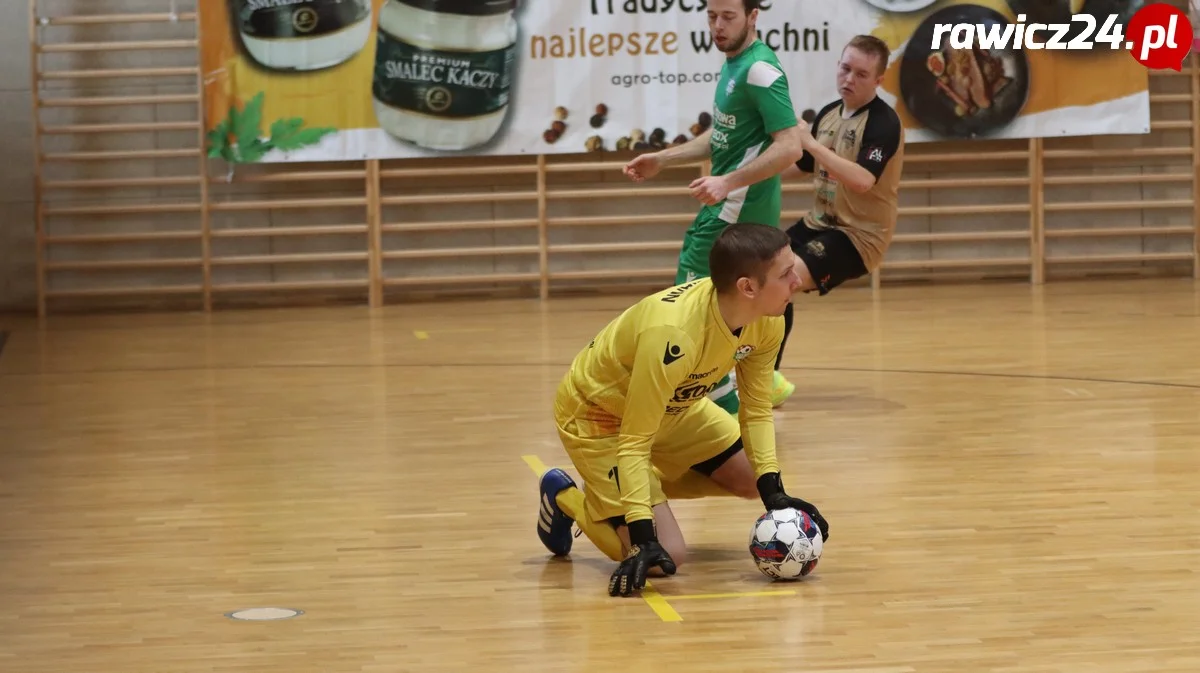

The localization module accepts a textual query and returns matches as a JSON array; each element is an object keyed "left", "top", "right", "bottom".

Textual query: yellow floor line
[
  {"left": 521, "top": 454, "right": 682, "bottom": 622},
  {"left": 667, "top": 589, "right": 796, "bottom": 600}
]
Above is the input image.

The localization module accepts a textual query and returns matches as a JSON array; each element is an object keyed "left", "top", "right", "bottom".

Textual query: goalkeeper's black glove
[
  {"left": 757, "top": 472, "right": 829, "bottom": 542},
  {"left": 608, "top": 519, "right": 676, "bottom": 597}
]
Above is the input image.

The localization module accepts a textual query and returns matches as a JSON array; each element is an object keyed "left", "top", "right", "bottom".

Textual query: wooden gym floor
[{"left": 1, "top": 277, "right": 1198, "bottom": 672}]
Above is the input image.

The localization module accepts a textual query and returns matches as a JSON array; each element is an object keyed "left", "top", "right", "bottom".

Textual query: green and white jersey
[{"left": 706, "top": 39, "right": 798, "bottom": 226}]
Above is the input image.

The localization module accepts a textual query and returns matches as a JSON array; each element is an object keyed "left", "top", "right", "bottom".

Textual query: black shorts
[
  {"left": 786, "top": 222, "right": 868, "bottom": 295},
  {"left": 689, "top": 437, "right": 742, "bottom": 476}
]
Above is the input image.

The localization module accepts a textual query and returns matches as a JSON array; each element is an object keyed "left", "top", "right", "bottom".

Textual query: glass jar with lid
[
  {"left": 371, "top": 0, "right": 519, "bottom": 151},
  {"left": 236, "top": 0, "right": 374, "bottom": 72}
]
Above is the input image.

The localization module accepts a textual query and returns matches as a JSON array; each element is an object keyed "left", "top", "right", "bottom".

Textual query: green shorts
[{"left": 674, "top": 209, "right": 730, "bottom": 284}]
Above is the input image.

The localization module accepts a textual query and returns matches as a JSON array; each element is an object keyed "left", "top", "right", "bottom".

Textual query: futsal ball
[{"left": 748, "top": 507, "right": 822, "bottom": 580}]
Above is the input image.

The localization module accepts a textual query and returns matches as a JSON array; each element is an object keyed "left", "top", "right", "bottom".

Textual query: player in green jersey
[{"left": 622, "top": 0, "right": 806, "bottom": 414}]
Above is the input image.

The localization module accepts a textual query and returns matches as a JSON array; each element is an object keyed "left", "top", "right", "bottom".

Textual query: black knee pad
[{"left": 689, "top": 437, "right": 744, "bottom": 476}]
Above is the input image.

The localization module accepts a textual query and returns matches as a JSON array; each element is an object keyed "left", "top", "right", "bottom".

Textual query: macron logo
[{"left": 663, "top": 343, "right": 684, "bottom": 365}]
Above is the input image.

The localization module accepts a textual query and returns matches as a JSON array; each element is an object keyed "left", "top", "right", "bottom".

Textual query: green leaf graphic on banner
[
  {"left": 234, "top": 92, "right": 265, "bottom": 151},
  {"left": 269, "top": 117, "right": 304, "bottom": 143},
  {"left": 268, "top": 118, "right": 337, "bottom": 152},
  {"left": 206, "top": 118, "right": 234, "bottom": 162},
  {"left": 206, "top": 91, "right": 336, "bottom": 163}
]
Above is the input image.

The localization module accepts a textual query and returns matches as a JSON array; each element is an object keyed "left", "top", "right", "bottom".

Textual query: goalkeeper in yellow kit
[{"left": 535, "top": 223, "right": 829, "bottom": 597}]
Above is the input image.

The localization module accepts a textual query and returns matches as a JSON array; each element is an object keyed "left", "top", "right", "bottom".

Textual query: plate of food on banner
[
  {"left": 899, "top": 3, "right": 1030, "bottom": 139},
  {"left": 860, "top": 0, "right": 939, "bottom": 12}
]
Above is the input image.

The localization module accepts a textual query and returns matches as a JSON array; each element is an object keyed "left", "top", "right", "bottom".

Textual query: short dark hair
[
  {"left": 742, "top": 0, "right": 763, "bottom": 12},
  {"left": 844, "top": 35, "right": 890, "bottom": 76},
  {"left": 709, "top": 223, "right": 791, "bottom": 293}
]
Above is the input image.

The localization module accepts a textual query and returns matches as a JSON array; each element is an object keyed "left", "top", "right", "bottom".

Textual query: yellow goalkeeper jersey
[{"left": 559, "top": 277, "right": 784, "bottom": 522}]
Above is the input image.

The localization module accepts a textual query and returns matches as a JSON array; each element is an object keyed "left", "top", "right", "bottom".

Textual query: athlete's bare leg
[
  {"left": 615, "top": 502, "right": 688, "bottom": 571},
  {"left": 707, "top": 450, "right": 760, "bottom": 499}
]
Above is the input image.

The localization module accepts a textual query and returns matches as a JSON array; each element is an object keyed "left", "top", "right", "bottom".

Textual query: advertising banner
[{"left": 200, "top": 0, "right": 1152, "bottom": 163}]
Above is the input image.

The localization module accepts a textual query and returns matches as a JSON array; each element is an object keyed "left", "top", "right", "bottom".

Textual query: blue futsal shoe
[{"left": 537, "top": 468, "right": 576, "bottom": 556}]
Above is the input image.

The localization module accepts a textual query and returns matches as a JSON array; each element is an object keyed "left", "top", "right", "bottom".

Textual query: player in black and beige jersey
[{"left": 775, "top": 34, "right": 904, "bottom": 370}]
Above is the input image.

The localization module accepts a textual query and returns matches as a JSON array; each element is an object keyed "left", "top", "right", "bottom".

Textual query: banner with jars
[{"left": 201, "top": 0, "right": 1152, "bottom": 164}]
